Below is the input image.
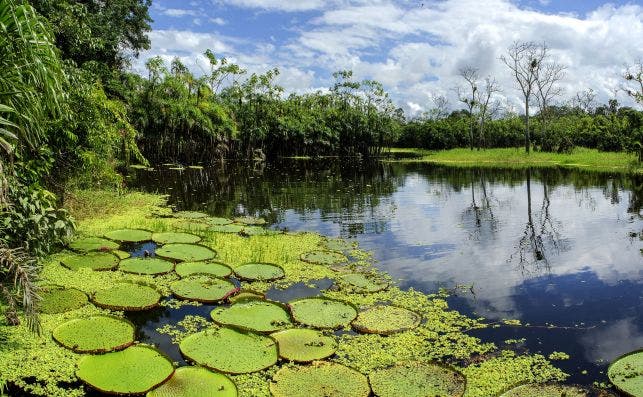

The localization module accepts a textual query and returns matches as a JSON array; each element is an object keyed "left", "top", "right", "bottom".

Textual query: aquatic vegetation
[
  {"left": 152, "top": 232, "right": 201, "bottom": 244},
  {"left": 60, "top": 251, "right": 120, "bottom": 271},
  {"left": 119, "top": 257, "right": 175, "bottom": 275},
  {"left": 52, "top": 314, "right": 135, "bottom": 353},
  {"left": 209, "top": 224, "right": 245, "bottom": 233},
  {"left": 500, "top": 383, "right": 589, "bottom": 396},
  {"left": 174, "top": 211, "right": 209, "bottom": 219},
  {"left": 234, "top": 263, "right": 285, "bottom": 281},
  {"left": 175, "top": 260, "right": 233, "bottom": 278},
  {"left": 92, "top": 282, "right": 162, "bottom": 311},
  {"left": 147, "top": 366, "right": 238, "bottom": 397},
  {"left": 320, "top": 238, "right": 356, "bottom": 252},
  {"left": 352, "top": 305, "right": 421, "bottom": 335},
  {"left": 69, "top": 236, "right": 119, "bottom": 252},
  {"left": 104, "top": 228, "right": 152, "bottom": 242},
  {"left": 271, "top": 329, "right": 337, "bottom": 362},
  {"left": 211, "top": 300, "right": 292, "bottom": 332},
  {"left": 242, "top": 226, "right": 281, "bottom": 236},
  {"left": 340, "top": 272, "right": 388, "bottom": 293},
  {"left": 38, "top": 285, "right": 88, "bottom": 314},
  {"left": 113, "top": 249, "right": 131, "bottom": 259},
  {"left": 300, "top": 250, "right": 348, "bottom": 265},
  {"left": 269, "top": 361, "right": 371, "bottom": 397},
  {"left": 229, "top": 289, "right": 266, "bottom": 303},
  {"left": 289, "top": 297, "right": 357, "bottom": 329},
  {"left": 156, "top": 243, "right": 217, "bottom": 262},
  {"left": 180, "top": 327, "right": 278, "bottom": 374},
  {"left": 608, "top": 350, "right": 643, "bottom": 396},
  {"left": 77, "top": 345, "right": 174, "bottom": 394},
  {"left": 368, "top": 361, "right": 466, "bottom": 397},
  {"left": 234, "top": 216, "right": 266, "bottom": 226},
  {"left": 170, "top": 275, "right": 237, "bottom": 303},
  {"left": 205, "top": 217, "right": 234, "bottom": 226}
]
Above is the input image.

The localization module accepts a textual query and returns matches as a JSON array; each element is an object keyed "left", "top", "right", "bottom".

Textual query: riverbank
[{"left": 387, "top": 147, "right": 643, "bottom": 173}]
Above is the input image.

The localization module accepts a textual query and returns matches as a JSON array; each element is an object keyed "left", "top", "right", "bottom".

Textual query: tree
[
  {"left": 534, "top": 60, "right": 566, "bottom": 151},
  {"left": 623, "top": 60, "right": 643, "bottom": 104},
  {"left": 500, "top": 41, "right": 548, "bottom": 153},
  {"left": 476, "top": 77, "right": 501, "bottom": 149},
  {"left": 456, "top": 67, "right": 479, "bottom": 150},
  {"left": 572, "top": 89, "right": 597, "bottom": 114}
]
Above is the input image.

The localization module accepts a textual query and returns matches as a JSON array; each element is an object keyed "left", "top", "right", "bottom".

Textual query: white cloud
[
  {"left": 209, "top": 17, "right": 226, "bottom": 26},
  {"left": 216, "top": 0, "right": 327, "bottom": 12},
  {"left": 163, "top": 8, "right": 198, "bottom": 17}
]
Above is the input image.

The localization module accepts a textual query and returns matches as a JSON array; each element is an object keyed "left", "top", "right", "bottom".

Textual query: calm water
[{"left": 130, "top": 159, "right": 643, "bottom": 389}]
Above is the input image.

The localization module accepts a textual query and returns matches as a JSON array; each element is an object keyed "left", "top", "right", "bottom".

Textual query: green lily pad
[
  {"left": 77, "top": 345, "right": 174, "bottom": 395},
  {"left": 61, "top": 252, "right": 120, "bottom": 271},
  {"left": 52, "top": 315, "right": 135, "bottom": 353},
  {"left": 92, "top": 282, "right": 162, "bottom": 311},
  {"left": 300, "top": 250, "right": 348, "bottom": 265},
  {"left": 208, "top": 224, "right": 245, "bottom": 234},
  {"left": 340, "top": 273, "right": 388, "bottom": 293},
  {"left": 119, "top": 257, "right": 175, "bottom": 275},
  {"left": 205, "top": 217, "right": 233, "bottom": 226},
  {"left": 174, "top": 211, "right": 209, "bottom": 219},
  {"left": 113, "top": 249, "right": 131, "bottom": 260},
  {"left": 241, "top": 226, "right": 280, "bottom": 236},
  {"left": 179, "top": 327, "right": 278, "bottom": 374},
  {"left": 369, "top": 361, "right": 466, "bottom": 397},
  {"left": 352, "top": 306, "right": 421, "bottom": 335},
  {"left": 233, "top": 216, "right": 266, "bottom": 225},
  {"left": 608, "top": 350, "right": 643, "bottom": 397},
  {"left": 229, "top": 289, "right": 265, "bottom": 303},
  {"left": 320, "top": 238, "right": 355, "bottom": 252},
  {"left": 211, "top": 300, "right": 292, "bottom": 333},
  {"left": 156, "top": 243, "right": 216, "bottom": 262},
  {"left": 271, "top": 329, "right": 337, "bottom": 362},
  {"left": 269, "top": 361, "right": 370, "bottom": 397},
  {"left": 147, "top": 366, "right": 238, "bottom": 397},
  {"left": 289, "top": 297, "right": 357, "bottom": 329},
  {"left": 39, "top": 285, "right": 88, "bottom": 314},
  {"left": 104, "top": 228, "right": 152, "bottom": 243},
  {"left": 170, "top": 275, "right": 237, "bottom": 303},
  {"left": 234, "top": 263, "right": 285, "bottom": 281},
  {"left": 152, "top": 232, "right": 201, "bottom": 244},
  {"left": 69, "top": 237, "right": 119, "bottom": 252},
  {"left": 175, "top": 261, "right": 233, "bottom": 278},
  {"left": 500, "top": 383, "right": 589, "bottom": 397}
]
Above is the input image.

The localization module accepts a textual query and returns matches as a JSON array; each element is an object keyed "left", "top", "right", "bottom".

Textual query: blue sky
[{"left": 137, "top": 0, "right": 643, "bottom": 115}]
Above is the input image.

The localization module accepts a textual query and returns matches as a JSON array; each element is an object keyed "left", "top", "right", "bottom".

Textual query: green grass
[{"left": 387, "top": 147, "right": 643, "bottom": 173}]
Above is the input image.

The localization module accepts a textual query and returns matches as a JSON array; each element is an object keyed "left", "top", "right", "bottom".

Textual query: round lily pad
[
  {"left": 234, "top": 263, "right": 285, "bottom": 281},
  {"left": 369, "top": 361, "right": 466, "bottom": 397},
  {"left": 174, "top": 211, "right": 209, "bottom": 219},
  {"left": 39, "top": 285, "right": 88, "bottom": 314},
  {"left": 61, "top": 252, "right": 120, "bottom": 271},
  {"left": 147, "top": 366, "right": 238, "bottom": 397},
  {"left": 104, "top": 229, "right": 152, "bottom": 243},
  {"left": 289, "top": 297, "right": 357, "bottom": 329},
  {"left": 69, "top": 237, "right": 119, "bottom": 252},
  {"left": 271, "top": 329, "right": 337, "bottom": 362},
  {"left": 269, "top": 361, "right": 370, "bottom": 397},
  {"left": 119, "top": 257, "right": 175, "bottom": 275},
  {"left": 179, "top": 327, "right": 278, "bottom": 374},
  {"left": 205, "top": 217, "right": 233, "bottom": 226},
  {"left": 92, "top": 283, "right": 162, "bottom": 311},
  {"left": 234, "top": 216, "right": 266, "bottom": 225},
  {"left": 500, "top": 383, "right": 589, "bottom": 397},
  {"left": 608, "top": 350, "right": 643, "bottom": 397},
  {"left": 170, "top": 275, "right": 237, "bottom": 303},
  {"left": 52, "top": 315, "right": 135, "bottom": 353},
  {"left": 152, "top": 232, "right": 201, "bottom": 244},
  {"left": 175, "top": 261, "right": 233, "bottom": 278},
  {"left": 341, "top": 273, "right": 388, "bottom": 293},
  {"left": 211, "top": 300, "right": 292, "bottom": 333},
  {"left": 300, "top": 250, "right": 348, "bottom": 265},
  {"left": 208, "top": 224, "right": 245, "bottom": 234},
  {"left": 156, "top": 243, "right": 216, "bottom": 262},
  {"left": 77, "top": 345, "right": 174, "bottom": 395},
  {"left": 229, "top": 289, "right": 265, "bottom": 303},
  {"left": 320, "top": 239, "right": 355, "bottom": 252},
  {"left": 352, "top": 306, "right": 421, "bottom": 335},
  {"left": 113, "top": 249, "right": 131, "bottom": 260}
]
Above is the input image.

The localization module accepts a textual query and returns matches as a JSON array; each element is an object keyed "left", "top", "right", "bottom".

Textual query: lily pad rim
[{"left": 607, "top": 348, "right": 643, "bottom": 397}]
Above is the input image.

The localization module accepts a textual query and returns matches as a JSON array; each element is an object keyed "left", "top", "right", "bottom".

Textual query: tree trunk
[{"left": 525, "top": 100, "right": 531, "bottom": 153}]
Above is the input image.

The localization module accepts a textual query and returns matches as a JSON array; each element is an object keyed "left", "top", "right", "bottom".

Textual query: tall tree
[
  {"left": 623, "top": 60, "right": 643, "bottom": 104},
  {"left": 456, "top": 67, "right": 479, "bottom": 150},
  {"left": 534, "top": 60, "right": 566, "bottom": 150},
  {"left": 477, "top": 76, "right": 501, "bottom": 149}
]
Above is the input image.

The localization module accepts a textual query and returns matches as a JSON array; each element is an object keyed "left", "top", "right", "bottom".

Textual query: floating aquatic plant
[
  {"left": 320, "top": 238, "right": 356, "bottom": 252},
  {"left": 104, "top": 228, "right": 152, "bottom": 243},
  {"left": 209, "top": 224, "right": 245, "bottom": 234},
  {"left": 52, "top": 315, "right": 135, "bottom": 354},
  {"left": 368, "top": 361, "right": 466, "bottom": 397},
  {"left": 241, "top": 226, "right": 280, "bottom": 237},
  {"left": 271, "top": 329, "right": 337, "bottom": 362},
  {"left": 300, "top": 250, "right": 348, "bottom": 266},
  {"left": 234, "top": 216, "right": 266, "bottom": 226},
  {"left": 234, "top": 263, "right": 285, "bottom": 281},
  {"left": 152, "top": 232, "right": 201, "bottom": 244},
  {"left": 269, "top": 361, "right": 370, "bottom": 397},
  {"left": 608, "top": 350, "right": 643, "bottom": 397},
  {"left": 113, "top": 249, "right": 131, "bottom": 259},
  {"left": 352, "top": 305, "right": 421, "bottom": 335},
  {"left": 175, "top": 261, "right": 233, "bottom": 278},
  {"left": 38, "top": 285, "right": 88, "bottom": 314},
  {"left": 156, "top": 243, "right": 217, "bottom": 262},
  {"left": 119, "top": 257, "right": 175, "bottom": 275},
  {"left": 500, "top": 383, "right": 589, "bottom": 397},
  {"left": 69, "top": 237, "right": 119, "bottom": 252},
  {"left": 211, "top": 300, "right": 292, "bottom": 333},
  {"left": 147, "top": 366, "right": 238, "bottom": 397},
  {"left": 60, "top": 251, "right": 120, "bottom": 271},
  {"left": 289, "top": 297, "right": 357, "bottom": 329},
  {"left": 170, "top": 275, "right": 237, "bottom": 303},
  {"left": 174, "top": 211, "right": 209, "bottom": 219},
  {"left": 228, "top": 289, "right": 265, "bottom": 303},
  {"left": 340, "top": 273, "right": 388, "bottom": 293},
  {"left": 92, "top": 282, "right": 162, "bottom": 311},
  {"left": 205, "top": 217, "right": 234, "bottom": 226}
]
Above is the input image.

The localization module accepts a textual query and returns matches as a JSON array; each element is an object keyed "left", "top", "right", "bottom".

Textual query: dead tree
[
  {"left": 477, "top": 77, "right": 501, "bottom": 149},
  {"left": 534, "top": 61, "right": 566, "bottom": 151},
  {"left": 457, "top": 67, "right": 480, "bottom": 150}
]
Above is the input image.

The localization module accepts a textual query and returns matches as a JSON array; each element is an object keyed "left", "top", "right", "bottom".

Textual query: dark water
[{"left": 129, "top": 159, "right": 643, "bottom": 389}]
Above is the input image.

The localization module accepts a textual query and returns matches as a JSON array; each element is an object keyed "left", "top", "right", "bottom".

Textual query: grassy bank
[{"left": 388, "top": 147, "right": 643, "bottom": 173}]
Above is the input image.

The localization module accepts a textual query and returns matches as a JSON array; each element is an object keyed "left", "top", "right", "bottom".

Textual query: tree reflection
[{"left": 462, "top": 169, "right": 498, "bottom": 241}]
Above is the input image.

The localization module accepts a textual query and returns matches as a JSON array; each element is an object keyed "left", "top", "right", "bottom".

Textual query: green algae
[
  {"left": 39, "top": 285, "right": 88, "bottom": 314},
  {"left": 500, "top": 383, "right": 589, "bottom": 397},
  {"left": 152, "top": 232, "right": 202, "bottom": 244},
  {"left": 175, "top": 260, "right": 233, "bottom": 278},
  {"left": 104, "top": 228, "right": 153, "bottom": 242},
  {"left": 234, "top": 263, "right": 285, "bottom": 281},
  {"left": 119, "top": 257, "right": 175, "bottom": 275},
  {"left": 608, "top": 350, "right": 643, "bottom": 397},
  {"left": 289, "top": 297, "right": 357, "bottom": 329},
  {"left": 60, "top": 251, "right": 120, "bottom": 271},
  {"left": 52, "top": 314, "right": 135, "bottom": 353},
  {"left": 180, "top": 327, "right": 278, "bottom": 374},
  {"left": 77, "top": 345, "right": 175, "bottom": 395},
  {"left": 352, "top": 305, "right": 421, "bottom": 335},
  {"left": 156, "top": 243, "right": 217, "bottom": 262},
  {"left": 211, "top": 300, "right": 292, "bottom": 333},
  {"left": 271, "top": 329, "right": 337, "bottom": 362},
  {"left": 269, "top": 361, "right": 370, "bottom": 397},
  {"left": 69, "top": 237, "right": 119, "bottom": 252},
  {"left": 170, "top": 275, "right": 237, "bottom": 303},
  {"left": 368, "top": 361, "right": 466, "bottom": 397},
  {"left": 147, "top": 366, "right": 238, "bottom": 397},
  {"left": 92, "top": 282, "right": 162, "bottom": 311},
  {"left": 300, "top": 250, "right": 348, "bottom": 265},
  {"left": 340, "top": 273, "right": 388, "bottom": 293}
]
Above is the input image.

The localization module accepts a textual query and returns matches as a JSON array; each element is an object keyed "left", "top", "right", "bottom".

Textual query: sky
[{"left": 136, "top": 0, "right": 643, "bottom": 117}]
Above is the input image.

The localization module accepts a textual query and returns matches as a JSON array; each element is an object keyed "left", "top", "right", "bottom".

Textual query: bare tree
[
  {"left": 572, "top": 89, "right": 597, "bottom": 114},
  {"left": 500, "top": 41, "right": 548, "bottom": 153},
  {"left": 477, "top": 77, "right": 501, "bottom": 149},
  {"left": 425, "top": 94, "right": 450, "bottom": 120},
  {"left": 534, "top": 61, "right": 566, "bottom": 150},
  {"left": 456, "top": 66, "right": 479, "bottom": 150},
  {"left": 623, "top": 60, "right": 643, "bottom": 104}
]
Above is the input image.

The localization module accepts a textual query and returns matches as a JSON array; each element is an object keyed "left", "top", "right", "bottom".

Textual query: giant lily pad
[
  {"left": 61, "top": 252, "right": 120, "bottom": 271},
  {"left": 175, "top": 261, "right": 233, "bottom": 278},
  {"left": 92, "top": 282, "right": 162, "bottom": 311},
  {"left": 500, "top": 383, "right": 589, "bottom": 397},
  {"left": 234, "top": 263, "right": 285, "bottom": 281},
  {"left": 206, "top": 217, "right": 234, "bottom": 226},
  {"left": 104, "top": 228, "right": 152, "bottom": 243},
  {"left": 39, "top": 285, "right": 88, "bottom": 314},
  {"left": 119, "top": 257, "right": 175, "bottom": 275},
  {"left": 179, "top": 327, "right": 278, "bottom": 374},
  {"left": 208, "top": 224, "right": 244, "bottom": 234},
  {"left": 229, "top": 289, "right": 265, "bottom": 303},
  {"left": 174, "top": 211, "right": 209, "bottom": 219},
  {"left": 77, "top": 345, "right": 174, "bottom": 395},
  {"left": 69, "top": 237, "right": 119, "bottom": 252},
  {"left": 152, "top": 232, "right": 201, "bottom": 244},
  {"left": 52, "top": 315, "right": 135, "bottom": 353},
  {"left": 289, "top": 297, "right": 357, "bottom": 329},
  {"left": 147, "top": 366, "right": 238, "bottom": 397},
  {"left": 269, "top": 361, "right": 370, "bottom": 397},
  {"left": 608, "top": 350, "right": 643, "bottom": 397},
  {"left": 170, "top": 275, "right": 237, "bottom": 303},
  {"left": 113, "top": 249, "right": 131, "bottom": 260},
  {"left": 300, "top": 250, "right": 348, "bottom": 265},
  {"left": 369, "top": 361, "right": 466, "bottom": 397},
  {"left": 340, "top": 273, "right": 388, "bottom": 293},
  {"left": 210, "top": 300, "right": 292, "bottom": 333},
  {"left": 271, "top": 329, "right": 337, "bottom": 362},
  {"left": 352, "top": 306, "right": 421, "bottom": 335},
  {"left": 233, "top": 216, "right": 266, "bottom": 225},
  {"left": 156, "top": 243, "right": 216, "bottom": 262},
  {"left": 320, "top": 238, "right": 355, "bottom": 252}
]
